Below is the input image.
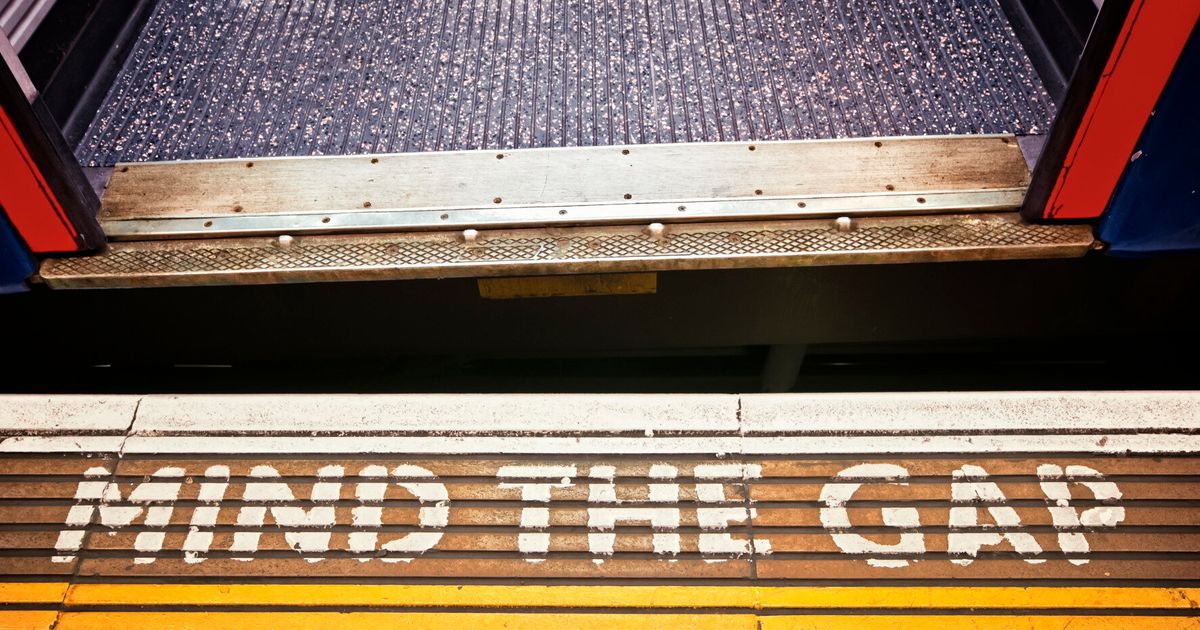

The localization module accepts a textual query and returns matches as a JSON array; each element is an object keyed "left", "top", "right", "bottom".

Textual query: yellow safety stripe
[
  {"left": 759, "top": 618, "right": 1200, "bottom": 630},
  {"left": 51, "top": 613, "right": 1200, "bottom": 630},
  {"left": 60, "top": 584, "right": 1200, "bottom": 610},
  {"left": 54, "top": 612, "right": 757, "bottom": 630},
  {"left": 0, "top": 583, "right": 67, "bottom": 604},
  {"left": 0, "top": 610, "right": 58, "bottom": 630}
]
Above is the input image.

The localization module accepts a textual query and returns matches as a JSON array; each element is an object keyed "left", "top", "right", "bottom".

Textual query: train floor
[{"left": 76, "top": 0, "right": 1055, "bottom": 165}]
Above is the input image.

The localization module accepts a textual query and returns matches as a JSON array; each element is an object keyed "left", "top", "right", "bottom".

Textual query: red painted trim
[
  {"left": 1043, "top": 1, "right": 1200, "bottom": 219},
  {"left": 0, "top": 105, "right": 80, "bottom": 251}
]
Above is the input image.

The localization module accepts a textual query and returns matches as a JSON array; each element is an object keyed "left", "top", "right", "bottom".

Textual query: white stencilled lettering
[
  {"left": 820, "top": 463, "right": 925, "bottom": 568},
  {"left": 1037, "top": 463, "right": 1125, "bottom": 565},
  {"left": 53, "top": 465, "right": 185, "bottom": 565},
  {"left": 498, "top": 465, "right": 577, "bottom": 561},
  {"left": 694, "top": 464, "right": 771, "bottom": 558},
  {"left": 587, "top": 464, "right": 680, "bottom": 559},
  {"left": 947, "top": 464, "right": 1044, "bottom": 565}
]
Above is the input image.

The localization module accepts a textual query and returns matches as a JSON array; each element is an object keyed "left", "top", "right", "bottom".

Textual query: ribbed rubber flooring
[{"left": 77, "top": 0, "right": 1056, "bottom": 166}]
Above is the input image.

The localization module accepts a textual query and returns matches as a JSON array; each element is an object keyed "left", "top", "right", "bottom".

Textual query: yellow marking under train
[
  {"left": 50, "top": 612, "right": 1200, "bottom": 630},
  {"left": 61, "top": 584, "right": 1200, "bottom": 609},
  {"left": 477, "top": 273, "right": 658, "bottom": 299}
]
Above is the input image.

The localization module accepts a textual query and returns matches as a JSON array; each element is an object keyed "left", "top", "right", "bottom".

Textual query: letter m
[{"left": 54, "top": 466, "right": 186, "bottom": 564}]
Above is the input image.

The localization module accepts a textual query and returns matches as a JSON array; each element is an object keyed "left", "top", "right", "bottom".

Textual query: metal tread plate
[
  {"left": 40, "top": 213, "right": 1093, "bottom": 288},
  {"left": 97, "top": 136, "right": 1031, "bottom": 240}
]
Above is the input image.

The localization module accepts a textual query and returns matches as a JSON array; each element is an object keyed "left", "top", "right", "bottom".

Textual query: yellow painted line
[
  {"left": 54, "top": 612, "right": 757, "bottom": 630},
  {"left": 477, "top": 273, "right": 658, "bottom": 299},
  {"left": 0, "top": 583, "right": 68, "bottom": 604},
  {"left": 756, "top": 586, "right": 1200, "bottom": 610},
  {"left": 759, "top": 617, "right": 1200, "bottom": 630},
  {"left": 63, "top": 584, "right": 1200, "bottom": 610},
  {"left": 0, "top": 610, "right": 58, "bottom": 630}
]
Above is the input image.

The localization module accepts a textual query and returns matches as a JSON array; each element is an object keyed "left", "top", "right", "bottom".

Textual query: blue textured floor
[{"left": 77, "top": 0, "right": 1055, "bottom": 165}]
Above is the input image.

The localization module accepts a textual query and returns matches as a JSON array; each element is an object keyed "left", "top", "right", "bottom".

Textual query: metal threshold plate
[
  {"left": 99, "top": 136, "right": 1030, "bottom": 240},
  {"left": 41, "top": 213, "right": 1093, "bottom": 289}
]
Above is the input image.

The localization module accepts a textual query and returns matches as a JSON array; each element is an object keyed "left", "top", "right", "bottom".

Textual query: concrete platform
[{"left": 0, "top": 393, "right": 1197, "bottom": 627}]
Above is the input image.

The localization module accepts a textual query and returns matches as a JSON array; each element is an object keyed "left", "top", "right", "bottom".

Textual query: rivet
[
  {"left": 677, "top": 205, "right": 686, "bottom": 212},
  {"left": 370, "top": 158, "right": 379, "bottom": 164},
  {"left": 748, "top": 145, "right": 756, "bottom": 151},
  {"left": 246, "top": 162, "right": 254, "bottom": 168},
  {"left": 463, "top": 229, "right": 480, "bottom": 247},
  {"left": 754, "top": 189, "right": 763, "bottom": 195},
  {"left": 440, "top": 213, "right": 449, "bottom": 220},
  {"left": 493, "top": 197, "right": 502, "bottom": 204},
  {"left": 202, "top": 220, "right": 213, "bottom": 228},
  {"left": 621, "top": 149, "right": 630, "bottom": 155},
  {"left": 232, "top": 205, "right": 243, "bottom": 212},
  {"left": 874, "top": 141, "right": 883, "bottom": 148},
  {"left": 559, "top": 209, "right": 567, "bottom": 215},
  {"left": 276, "top": 235, "right": 294, "bottom": 250},
  {"left": 797, "top": 201, "right": 807, "bottom": 208},
  {"left": 647, "top": 222, "right": 666, "bottom": 242},
  {"left": 363, "top": 201, "right": 372, "bottom": 208},
  {"left": 835, "top": 216, "right": 854, "bottom": 232},
  {"left": 916, "top": 197, "right": 926, "bottom": 204},
  {"left": 321, "top": 217, "right": 331, "bottom": 224},
  {"left": 496, "top": 153, "right": 505, "bottom": 160},
  {"left": 885, "top": 184, "right": 895, "bottom": 191}
]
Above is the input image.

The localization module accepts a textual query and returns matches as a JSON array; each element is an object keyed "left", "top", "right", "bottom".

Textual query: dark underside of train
[{"left": 4, "top": 0, "right": 1199, "bottom": 393}]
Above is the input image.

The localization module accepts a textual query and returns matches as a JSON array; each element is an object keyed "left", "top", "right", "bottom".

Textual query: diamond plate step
[{"left": 39, "top": 213, "right": 1093, "bottom": 289}]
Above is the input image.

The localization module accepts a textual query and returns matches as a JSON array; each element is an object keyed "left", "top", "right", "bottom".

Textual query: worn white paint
[
  {"left": 132, "top": 394, "right": 740, "bottom": 435},
  {"left": 4, "top": 392, "right": 1197, "bottom": 446},
  {"left": 182, "top": 465, "right": 230, "bottom": 564},
  {"left": 0, "top": 395, "right": 140, "bottom": 433},
  {"left": 498, "top": 465, "right": 577, "bottom": 560},
  {"left": 52, "top": 466, "right": 112, "bottom": 563},
  {"left": 340, "top": 465, "right": 451, "bottom": 563},
  {"left": 367, "top": 465, "right": 448, "bottom": 563},
  {"left": 587, "top": 465, "right": 681, "bottom": 557},
  {"left": 0, "top": 435, "right": 127, "bottom": 452},
  {"left": 1037, "top": 464, "right": 1126, "bottom": 565},
  {"left": 53, "top": 466, "right": 185, "bottom": 564},
  {"left": 230, "top": 465, "right": 343, "bottom": 563},
  {"left": 948, "top": 465, "right": 1045, "bottom": 565},
  {"left": 111, "top": 433, "right": 1200, "bottom": 455},
  {"left": 741, "top": 391, "right": 1200, "bottom": 433},
  {"left": 820, "top": 464, "right": 925, "bottom": 568},
  {"left": 47, "top": 459, "right": 1136, "bottom": 567},
  {"left": 27, "top": 391, "right": 1185, "bottom": 568},
  {"left": 694, "top": 464, "right": 769, "bottom": 556}
]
